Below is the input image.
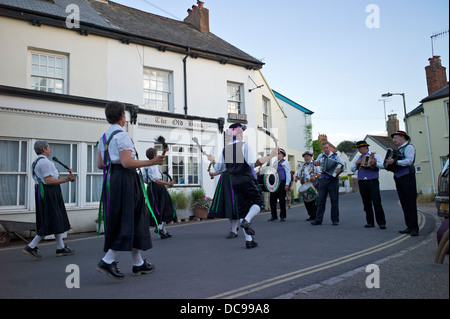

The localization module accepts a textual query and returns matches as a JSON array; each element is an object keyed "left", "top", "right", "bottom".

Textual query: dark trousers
[
  {"left": 304, "top": 199, "right": 317, "bottom": 219},
  {"left": 270, "top": 180, "right": 286, "bottom": 219},
  {"left": 394, "top": 173, "right": 418, "bottom": 231},
  {"left": 358, "top": 178, "right": 386, "bottom": 226},
  {"left": 315, "top": 177, "right": 339, "bottom": 223}
]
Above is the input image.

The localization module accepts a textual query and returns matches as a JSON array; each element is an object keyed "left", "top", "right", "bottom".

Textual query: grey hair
[{"left": 34, "top": 140, "right": 49, "bottom": 155}]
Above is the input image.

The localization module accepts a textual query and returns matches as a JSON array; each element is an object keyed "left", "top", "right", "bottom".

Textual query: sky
[{"left": 112, "top": 0, "right": 449, "bottom": 146}]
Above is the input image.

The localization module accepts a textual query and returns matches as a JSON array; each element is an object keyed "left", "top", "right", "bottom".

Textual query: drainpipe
[
  {"left": 183, "top": 47, "right": 191, "bottom": 115},
  {"left": 421, "top": 112, "right": 436, "bottom": 193}
]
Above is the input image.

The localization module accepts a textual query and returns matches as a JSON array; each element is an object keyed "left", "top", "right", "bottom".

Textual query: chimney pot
[{"left": 184, "top": 2, "right": 209, "bottom": 32}]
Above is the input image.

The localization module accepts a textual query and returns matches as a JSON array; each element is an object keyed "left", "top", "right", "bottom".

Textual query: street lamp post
[{"left": 381, "top": 92, "right": 408, "bottom": 134}]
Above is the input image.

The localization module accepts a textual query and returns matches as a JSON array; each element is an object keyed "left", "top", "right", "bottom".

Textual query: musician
[
  {"left": 268, "top": 149, "right": 291, "bottom": 222},
  {"left": 351, "top": 141, "right": 386, "bottom": 229},
  {"left": 208, "top": 123, "right": 277, "bottom": 249},
  {"left": 295, "top": 151, "right": 319, "bottom": 221},
  {"left": 143, "top": 148, "right": 175, "bottom": 239},
  {"left": 312, "top": 141, "right": 345, "bottom": 225},
  {"left": 22, "top": 141, "right": 75, "bottom": 259},
  {"left": 96, "top": 101, "right": 164, "bottom": 279},
  {"left": 385, "top": 130, "right": 418, "bottom": 236}
]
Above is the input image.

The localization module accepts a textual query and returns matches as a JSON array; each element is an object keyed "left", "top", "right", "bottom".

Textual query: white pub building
[{"left": 0, "top": 0, "right": 293, "bottom": 233}]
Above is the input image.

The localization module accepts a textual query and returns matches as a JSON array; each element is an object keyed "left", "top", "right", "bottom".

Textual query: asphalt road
[{"left": 0, "top": 190, "right": 443, "bottom": 302}]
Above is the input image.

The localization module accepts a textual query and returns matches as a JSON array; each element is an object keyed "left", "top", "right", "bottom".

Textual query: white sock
[
  {"left": 229, "top": 219, "right": 239, "bottom": 233},
  {"left": 240, "top": 219, "right": 253, "bottom": 241},
  {"left": 28, "top": 235, "right": 42, "bottom": 249},
  {"left": 54, "top": 233, "right": 65, "bottom": 250},
  {"left": 158, "top": 222, "right": 166, "bottom": 233},
  {"left": 131, "top": 248, "right": 144, "bottom": 266},
  {"left": 102, "top": 249, "right": 118, "bottom": 264},
  {"left": 245, "top": 204, "right": 260, "bottom": 222}
]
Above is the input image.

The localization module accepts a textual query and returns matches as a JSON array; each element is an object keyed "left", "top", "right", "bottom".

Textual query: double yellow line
[{"left": 208, "top": 212, "right": 425, "bottom": 299}]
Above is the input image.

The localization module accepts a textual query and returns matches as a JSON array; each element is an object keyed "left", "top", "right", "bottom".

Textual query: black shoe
[
  {"left": 399, "top": 228, "right": 411, "bottom": 234},
  {"left": 226, "top": 231, "right": 238, "bottom": 239},
  {"left": 132, "top": 260, "right": 155, "bottom": 276},
  {"left": 246, "top": 239, "right": 258, "bottom": 249},
  {"left": 22, "top": 245, "right": 42, "bottom": 260},
  {"left": 311, "top": 220, "right": 322, "bottom": 225},
  {"left": 56, "top": 245, "right": 75, "bottom": 257},
  {"left": 96, "top": 260, "right": 124, "bottom": 279},
  {"left": 159, "top": 232, "right": 170, "bottom": 239},
  {"left": 267, "top": 217, "right": 278, "bottom": 221},
  {"left": 364, "top": 224, "right": 375, "bottom": 228},
  {"left": 240, "top": 219, "right": 255, "bottom": 236},
  {"left": 164, "top": 231, "right": 172, "bottom": 238},
  {"left": 280, "top": 218, "right": 286, "bottom": 222},
  {"left": 306, "top": 217, "right": 314, "bottom": 221},
  {"left": 410, "top": 229, "right": 419, "bottom": 237},
  {"left": 332, "top": 222, "right": 339, "bottom": 226},
  {"left": 379, "top": 225, "right": 386, "bottom": 229}
]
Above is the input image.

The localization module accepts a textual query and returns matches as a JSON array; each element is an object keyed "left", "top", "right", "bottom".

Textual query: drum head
[
  {"left": 299, "top": 182, "right": 313, "bottom": 193},
  {"left": 260, "top": 166, "right": 280, "bottom": 193}
]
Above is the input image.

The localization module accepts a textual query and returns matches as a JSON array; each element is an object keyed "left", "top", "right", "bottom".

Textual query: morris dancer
[
  {"left": 295, "top": 151, "right": 319, "bottom": 221},
  {"left": 143, "top": 148, "right": 175, "bottom": 239},
  {"left": 208, "top": 123, "right": 277, "bottom": 248},
  {"left": 312, "top": 141, "right": 344, "bottom": 226},
  {"left": 268, "top": 148, "right": 291, "bottom": 222},
  {"left": 351, "top": 141, "right": 386, "bottom": 229},
  {"left": 96, "top": 101, "right": 164, "bottom": 279},
  {"left": 385, "top": 130, "right": 418, "bottom": 236},
  {"left": 23, "top": 141, "right": 75, "bottom": 259}
]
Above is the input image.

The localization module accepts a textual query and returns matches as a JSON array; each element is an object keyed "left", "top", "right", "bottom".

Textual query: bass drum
[{"left": 257, "top": 166, "right": 280, "bottom": 193}]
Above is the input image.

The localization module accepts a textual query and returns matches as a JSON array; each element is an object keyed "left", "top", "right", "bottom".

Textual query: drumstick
[{"left": 52, "top": 157, "right": 72, "bottom": 174}]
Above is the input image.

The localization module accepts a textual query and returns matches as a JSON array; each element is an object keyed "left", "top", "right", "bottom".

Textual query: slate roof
[
  {"left": 0, "top": 0, "right": 263, "bottom": 69},
  {"left": 420, "top": 83, "right": 449, "bottom": 103}
]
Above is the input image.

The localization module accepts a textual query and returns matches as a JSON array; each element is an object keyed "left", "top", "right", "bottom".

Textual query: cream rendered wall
[
  {"left": 0, "top": 17, "right": 108, "bottom": 99},
  {"left": 407, "top": 97, "right": 449, "bottom": 194}
]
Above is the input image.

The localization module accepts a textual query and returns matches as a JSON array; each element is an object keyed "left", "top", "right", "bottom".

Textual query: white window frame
[
  {"left": 143, "top": 67, "right": 173, "bottom": 112},
  {"left": 227, "top": 82, "right": 244, "bottom": 114},
  {"left": 28, "top": 49, "right": 69, "bottom": 94},
  {"left": 262, "top": 96, "right": 271, "bottom": 129},
  {"left": 0, "top": 138, "right": 28, "bottom": 209},
  {"left": 166, "top": 145, "right": 200, "bottom": 186}
]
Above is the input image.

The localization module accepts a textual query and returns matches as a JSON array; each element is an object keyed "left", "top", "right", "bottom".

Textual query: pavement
[{"left": 277, "top": 202, "right": 449, "bottom": 299}]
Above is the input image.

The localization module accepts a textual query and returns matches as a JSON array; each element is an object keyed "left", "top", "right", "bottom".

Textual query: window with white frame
[
  {"left": 86, "top": 144, "right": 102, "bottom": 203},
  {"left": 30, "top": 51, "right": 67, "bottom": 94},
  {"left": 0, "top": 139, "right": 28, "bottom": 208},
  {"left": 262, "top": 97, "right": 271, "bottom": 129},
  {"left": 168, "top": 145, "right": 199, "bottom": 185},
  {"left": 49, "top": 142, "right": 77, "bottom": 205},
  {"left": 143, "top": 68, "right": 172, "bottom": 111},
  {"left": 227, "top": 82, "right": 243, "bottom": 114}
]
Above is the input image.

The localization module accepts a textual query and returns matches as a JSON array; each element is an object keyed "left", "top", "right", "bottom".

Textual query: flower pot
[
  {"left": 176, "top": 208, "right": 191, "bottom": 221},
  {"left": 194, "top": 205, "right": 208, "bottom": 220}
]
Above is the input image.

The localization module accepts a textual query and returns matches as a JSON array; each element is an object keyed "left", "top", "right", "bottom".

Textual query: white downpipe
[{"left": 421, "top": 112, "right": 436, "bottom": 193}]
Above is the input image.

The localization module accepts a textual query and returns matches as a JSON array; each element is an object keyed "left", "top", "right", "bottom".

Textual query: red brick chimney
[
  {"left": 386, "top": 113, "right": 399, "bottom": 137},
  {"left": 425, "top": 56, "right": 448, "bottom": 95},
  {"left": 184, "top": 1, "right": 209, "bottom": 33}
]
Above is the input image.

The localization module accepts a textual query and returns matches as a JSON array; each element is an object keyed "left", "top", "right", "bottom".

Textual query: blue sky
[{"left": 113, "top": 0, "right": 449, "bottom": 146}]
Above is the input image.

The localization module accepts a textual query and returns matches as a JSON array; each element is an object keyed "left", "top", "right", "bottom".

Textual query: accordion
[
  {"left": 383, "top": 148, "right": 403, "bottom": 172},
  {"left": 321, "top": 156, "right": 343, "bottom": 177}
]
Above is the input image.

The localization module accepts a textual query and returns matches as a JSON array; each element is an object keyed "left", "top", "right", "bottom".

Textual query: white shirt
[
  {"left": 32, "top": 155, "right": 59, "bottom": 184},
  {"left": 142, "top": 165, "right": 162, "bottom": 183},
  {"left": 396, "top": 142, "right": 415, "bottom": 167},
  {"left": 97, "top": 124, "right": 136, "bottom": 164}
]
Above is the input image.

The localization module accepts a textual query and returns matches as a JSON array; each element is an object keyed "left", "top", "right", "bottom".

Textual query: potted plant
[
  {"left": 169, "top": 190, "right": 191, "bottom": 221},
  {"left": 191, "top": 188, "right": 212, "bottom": 220}
]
